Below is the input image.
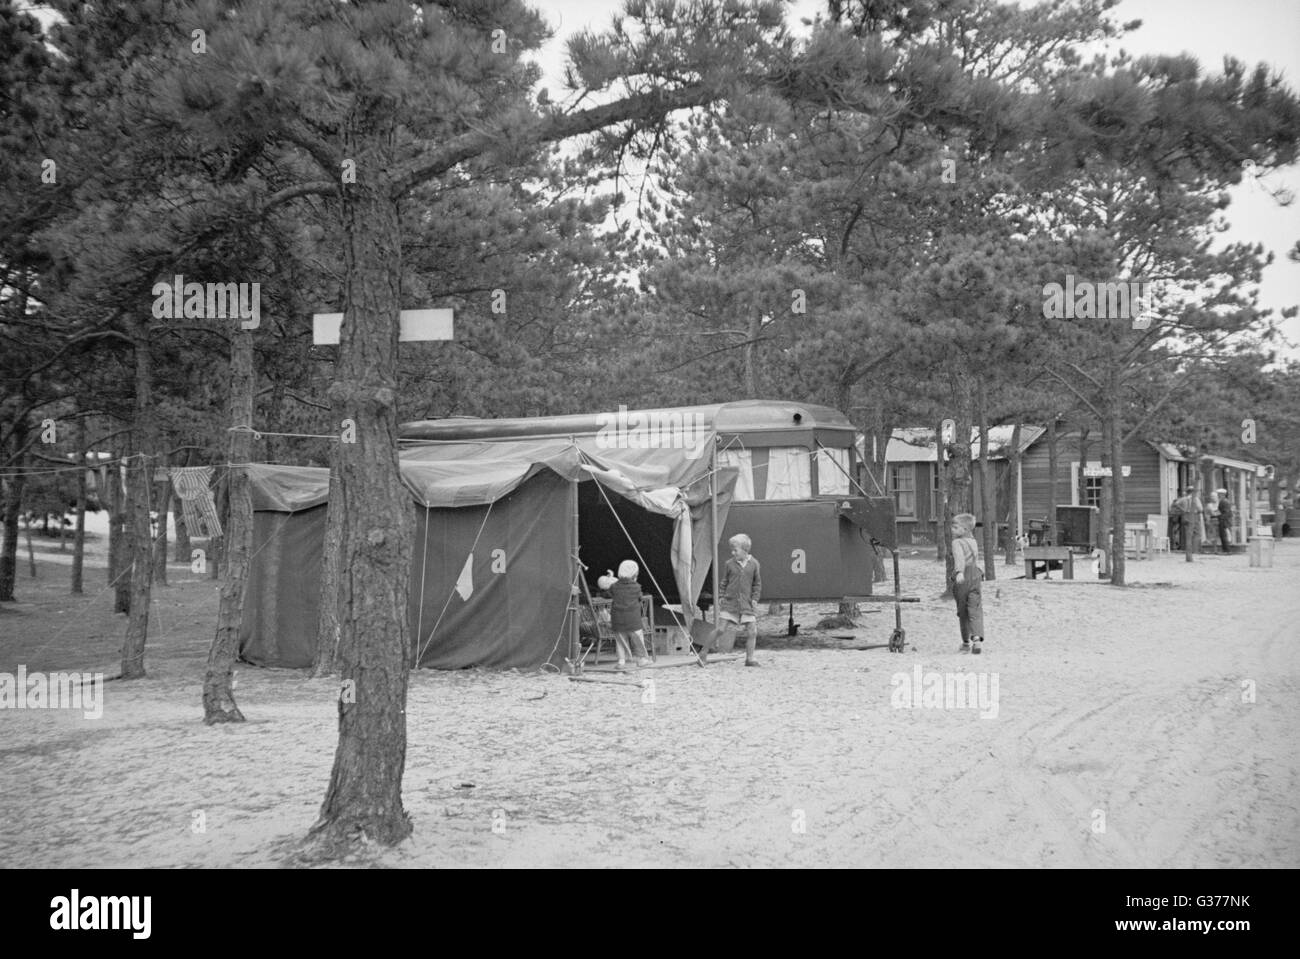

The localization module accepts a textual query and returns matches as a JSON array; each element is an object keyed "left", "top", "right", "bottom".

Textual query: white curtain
[
  {"left": 766, "top": 447, "right": 812, "bottom": 499},
  {"left": 717, "top": 449, "right": 755, "bottom": 501},
  {"left": 816, "top": 447, "right": 850, "bottom": 495}
]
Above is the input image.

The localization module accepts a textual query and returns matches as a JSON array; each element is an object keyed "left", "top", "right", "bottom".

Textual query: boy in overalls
[{"left": 950, "top": 513, "right": 985, "bottom": 655}]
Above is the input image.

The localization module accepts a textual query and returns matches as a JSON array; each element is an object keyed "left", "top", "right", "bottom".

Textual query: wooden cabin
[{"left": 886, "top": 422, "right": 1268, "bottom": 549}]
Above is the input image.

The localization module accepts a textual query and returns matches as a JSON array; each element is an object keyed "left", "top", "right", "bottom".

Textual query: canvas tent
[
  {"left": 404, "top": 400, "right": 895, "bottom": 600},
  {"left": 239, "top": 436, "right": 735, "bottom": 670}
]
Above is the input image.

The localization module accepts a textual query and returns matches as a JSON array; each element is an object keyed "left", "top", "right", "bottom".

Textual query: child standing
[
  {"left": 604, "top": 560, "right": 652, "bottom": 669},
  {"left": 950, "top": 513, "right": 985, "bottom": 655},
  {"left": 717, "top": 533, "right": 762, "bottom": 667}
]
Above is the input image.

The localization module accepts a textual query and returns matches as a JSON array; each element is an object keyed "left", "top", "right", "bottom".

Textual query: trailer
[{"left": 399, "top": 399, "right": 897, "bottom": 608}]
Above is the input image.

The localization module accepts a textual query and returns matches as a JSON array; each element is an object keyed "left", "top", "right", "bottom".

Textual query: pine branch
[{"left": 392, "top": 85, "right": 718, "bottom": 198}]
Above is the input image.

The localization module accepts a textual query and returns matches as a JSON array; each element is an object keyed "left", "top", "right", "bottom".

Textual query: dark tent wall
[
  {"left": 240, "top": 468, "right": 575, "bottom": 670},
  {"left": 410, "top": 468, "right": 574, "bottom": 669},
  {"left": 239, "top": 506, "right": 325, "bottom": 668}
]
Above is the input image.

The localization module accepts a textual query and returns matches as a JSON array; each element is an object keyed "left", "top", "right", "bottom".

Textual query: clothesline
[
  {"left": 0, "top": 425, "right": 337, "bottom": 477},
  {"left": 227, "top": 425, "right": 341, "bottom": 440}
]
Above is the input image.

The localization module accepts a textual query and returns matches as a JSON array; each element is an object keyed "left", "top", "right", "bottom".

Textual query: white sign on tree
[{"left": 312, "top": 309, "right": 454, "bottom": 344}]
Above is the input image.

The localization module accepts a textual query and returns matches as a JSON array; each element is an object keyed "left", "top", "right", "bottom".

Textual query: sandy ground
[{"left": 1, "top": 518, "right": 1297, "bottom": 868}]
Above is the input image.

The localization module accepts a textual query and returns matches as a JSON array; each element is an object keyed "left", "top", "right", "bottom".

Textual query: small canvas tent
[{"left": 239, "top": 436, "right": 735, "bottom": 670}]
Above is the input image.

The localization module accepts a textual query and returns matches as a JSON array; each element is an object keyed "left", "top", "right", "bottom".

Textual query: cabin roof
[
  {"left": 1146, "top": 441, "right": 1189, "bottom": 462},
  {"left": 1202, "top": 452, "right": 1265, "bottom": 472},
  {"left": 881, "top": 425, "right": 1044, "bottom": 462}
]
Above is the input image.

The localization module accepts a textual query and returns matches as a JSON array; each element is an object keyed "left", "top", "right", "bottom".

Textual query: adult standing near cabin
[
  {"left": 1168, "top": 494, "right": 1184, "bottom": 550},
  {"left": 1173, "top": 486, "right": 1203, "bottom": 562},
  {"left": 1215, "top": 488, "right": 1234, "bottom": 553}
]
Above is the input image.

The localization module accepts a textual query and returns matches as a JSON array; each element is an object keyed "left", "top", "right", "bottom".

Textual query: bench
[{"left": 1023, "top": 546, "right": 1074, "bottom": 580}]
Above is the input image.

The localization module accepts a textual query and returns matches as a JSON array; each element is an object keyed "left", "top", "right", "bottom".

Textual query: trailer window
[
  {"left": 766, "top": 448, "right": 812, "bottom": 499},
  {"left": 718, "top": 449, "right": 756, "bottom": 501},
  {"left": 815, "top": 448, "right": 850, "bottom": 495}
]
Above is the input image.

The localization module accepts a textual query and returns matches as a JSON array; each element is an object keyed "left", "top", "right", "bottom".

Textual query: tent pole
[
  {"left": 570, "top": 436, "right": 580, "bottom": 673},
  {"left": 710, "top": 436, "right": 720, "bottom": 627}
]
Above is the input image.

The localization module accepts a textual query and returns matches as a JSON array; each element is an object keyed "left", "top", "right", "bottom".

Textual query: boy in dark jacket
[
  {"left": 602, "top": 560, "right": 652, "bottom": 669},
  {"left": 718, "top": 533, "right": 762, "bottom": 667}
]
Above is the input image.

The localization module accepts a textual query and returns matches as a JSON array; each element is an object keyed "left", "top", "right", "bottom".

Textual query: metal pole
[
  {"left": 570, "top": 436, "right": 580, "bottom": 673},
  {"left": 710, "top": 436, "right": 720, "bottom": 627}
]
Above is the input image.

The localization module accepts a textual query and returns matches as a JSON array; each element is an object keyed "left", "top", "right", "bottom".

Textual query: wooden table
[
  {"left": 1023, "top": 546, "right": 1074, "bottom": 580},
  {"left": 1124, "top": 524, "right": 1152, "bottom": 560}
]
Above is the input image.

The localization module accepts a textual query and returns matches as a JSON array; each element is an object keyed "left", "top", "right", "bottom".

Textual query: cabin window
[
  {"left": 718, "top": 449, "right": 756, "bottom": 501},
  {"left": 1083, "top": 476, "right": 1102, "bottom": 508},
  {"left": 815, "top": 447, "right": 850, "bottom": 495},
  {"left": 891, "top": 464, "right": 916, "bottom": 517},
  {"left": 765, "top": 447, "right": 812, "bottom": 499},
  {"left": 1071, "top": 461, "right": 1103, "bottom": 508}
]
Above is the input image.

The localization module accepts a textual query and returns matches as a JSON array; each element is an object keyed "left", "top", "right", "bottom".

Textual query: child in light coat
[
  {"left": 717, "top": 533, "right": 762, "bottom": 667},
  {"left": 950, "top": 513, "right": 985, "bottom": 654}
]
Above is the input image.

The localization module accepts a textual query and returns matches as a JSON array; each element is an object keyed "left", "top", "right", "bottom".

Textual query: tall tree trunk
[
  {"left": 72, "top": 419, "right": 87, "bottom": 595},
  {"left": 204, "top": 330, "right": 253, "bottom": 724},
  {"left": 1099, "top": 416, "right": 1113, "bottom": 573},
  {"left": 856, "top": 404, "right": 890, "bottom": 499},
  {"left": 110, "top": 437, "right": 133, "bottom": 613},
  {"left": 1076, "top": 426, "right": 1091, "bottom": 506},
  {"left": 850, "top": 401, "right": 890, "bottom": 585},
  {"left": 25, "top": 517, "right": 36, "bottom": 577},
  {"left": 1269, "top": 477, "right": 1283, "bottom": 537},
  {"left": 1109, "top": 371, "right": 1126, "bottom": 586},
  {"left": 309, "top": 120, "right": 414, "bottom": 852},
  {"left": 313, "top": 454, "right": 346, "bottom": 677},
  {"left": 1004, "top": 421, "right": 1022, "bottom": 565},
  {"left": 121, "top": 331, "right": 155, "bottom": 680},
  {"left": 935, "top": 417, "right": 949, "bottom": 566},
  {"left": 152, "top": 465, "right": 170, "bottom": 586},
  {"left": 975, "top": 382, "right": 996, "bottom": 581},
  {"left": 942, "top": 376, "right": 974, "bottom": 596},
  {"left": 1046, "top": 417, "right": 1059, "bottom": 543},
  {"left": 0, "top": 418, "right": 26, "bottom": 602},
  {"left": 208, "top": 467, "right": 227, "bottom": 581},
  {"left": 742, "top": 312, "right": 761, "bottom": 397},
  {"left": 173, "top": 488, "right": 191, "bottom": 563}
]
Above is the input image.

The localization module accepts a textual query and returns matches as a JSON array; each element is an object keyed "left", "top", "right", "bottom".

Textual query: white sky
[{"left": 532, "top": 0, "right": 1300, "bottom": 357}]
